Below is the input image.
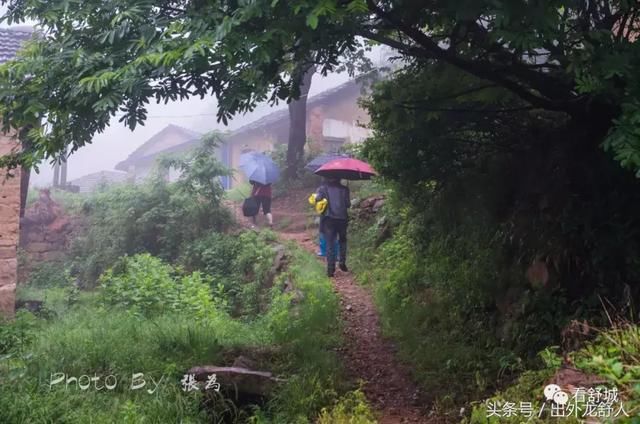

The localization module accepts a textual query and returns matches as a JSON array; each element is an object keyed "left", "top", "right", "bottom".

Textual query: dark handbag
[{"left": 242, "top": 196, "right": 259, "bottom": 217}]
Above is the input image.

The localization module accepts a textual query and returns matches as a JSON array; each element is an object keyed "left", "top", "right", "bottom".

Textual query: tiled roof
[
  {"left": 225, "top": 79, "right": 361, "bottom": 139},
  {"left": 0, "top": 27, "right": 34, "bottom": 64},
  {"left": 114, "top": 79, "right": 365, "bottom": 170},
  {"left": 115, "top": 124, "right": 202, "bottom": 170}
]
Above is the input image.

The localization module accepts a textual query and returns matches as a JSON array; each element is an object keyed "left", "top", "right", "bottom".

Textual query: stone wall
[
  {"left": 0, "top": 134, "right": 21, "bottom": 318},
  {"left": 19, "top": 189, "right": 74, "bottom": 283}
]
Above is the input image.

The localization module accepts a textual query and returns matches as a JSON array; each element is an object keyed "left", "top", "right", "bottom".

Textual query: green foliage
[
  {"left": 0, "top": 308, "right": 216, "bottom": 423},
  {"left": 0, "top": 311, "right": 37, "bottom": 355},
  {"left": 0, "top": 0, "right": 369, "bottom": 170},
  {"left": 225, "top": 182, "right": 252, "bottom": 202},
  {"left": 469, "top": 325, "right": 640, "bottom": 423},
  {"left": 258, "top": 246, "right": 344, "bottom": 422},
  {"left": 317, "top": 389, "right": 377, "bottom": 424},
  {"left": 361, "top": 60, "right": 640, "bottom": 352},
  {"left": 181, "top": 230, "right": 276, "bottom": 317},
  {"left": 25, "top": 261, "right": 73, "bottom": 288},
  {"left": 571, "top": 325, "right": 640, "bottom": 418},
  {"left": 70, "top": 134, "right": 232, "bottom": 285},
  {"left": 5, "top": 0, "right": 640, "bottom": 175},
  {"left": 349, "top": 186, "right": 574, "bottom": 411},
  {"left": 1, "top": 239, "right": 347, "bottom": 423},
  {"left": 100, "top": 253, "right": 223, "bottom": 319},
  {"left": 604, "top": 101, "right": 640, "bottom": 177},
  {"left": 466, "top": 368, "right": 562, "bottom": 424}
]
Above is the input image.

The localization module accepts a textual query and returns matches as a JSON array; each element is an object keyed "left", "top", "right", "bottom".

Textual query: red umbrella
[{"left": 314, "top": 158, "right": 377, "bottom": 180}]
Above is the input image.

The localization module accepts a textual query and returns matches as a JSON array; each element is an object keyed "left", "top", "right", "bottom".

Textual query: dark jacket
[{"left": 316, "top": 181, "right": 350, "bottom": 221}]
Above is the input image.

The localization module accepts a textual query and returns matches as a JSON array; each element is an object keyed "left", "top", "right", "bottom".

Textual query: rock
[
  {"left": 346, "top": 304, "right": 353, "bottom": 311},
  {"left": 0, "top": 284, "right": 16, "bottom": 318},
  {"left": 25, "top": 231, "right": 45, "bottom": 243},
  {"left": 272, "top": 245, "right": 287, "bottom": 272},
  {"left": 187, "top": 366, "right": 284, "bottom": 398},
  {"left": 15, "top": 299, "right": 43, "bottom": 313},
  {"left": 281, "top": 278, "right": 304, "bottom": 303},
  {"left": 282, "top": 277, "right": 294, "bottom": 293},
  {"left": 372, "top": 198, "right": 385, "bottom": 212},
  {"left": 354, "top": 195, "right": 386, "bottom": 220},
  {"left": 263, "top": 245, "right": 288, "bottom": 291},
  {"left": 232, "top": 355, "right": 257, "bottom": 370},
  {"left": 549, "top": 366, "right": 606, "bottom": 395}
]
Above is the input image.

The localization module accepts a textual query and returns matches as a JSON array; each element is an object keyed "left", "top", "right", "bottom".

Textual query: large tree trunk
[{"left": 286, "top": 64, "right": 316, "bottom": 180}]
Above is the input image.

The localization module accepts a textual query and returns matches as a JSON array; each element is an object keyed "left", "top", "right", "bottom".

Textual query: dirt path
[{"left": 232, "top": 190, "right": 436, "bottom": 423}]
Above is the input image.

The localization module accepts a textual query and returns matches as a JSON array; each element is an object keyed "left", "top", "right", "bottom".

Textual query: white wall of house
[{"left": 322, "top": 118, "right": 372, "bottom": 144}]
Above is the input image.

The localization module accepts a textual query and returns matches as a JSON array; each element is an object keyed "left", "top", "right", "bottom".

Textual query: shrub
[
  {"left": 0, "top": 311, "right": 37, "bottom": 355},
  {"left": 317, "top": 389, "right": 377, "bottom": 424},
  {"left": 467, "top": 325, "right": 640, "bottom": 423},
  {"left": 25, "top": 261, "right": 73, "bottom": 288},
  {"left": 181, "top": 230, "right": 277, "bottom": 318},
  {"left": 70, "top": 133, "right": 233, "bottom": 286},
  {"left": 100, "top": 254, "right": 222, "bottom": 318},
  {"left": 349, "top": 188, "right": 564, "bottom": 408}
]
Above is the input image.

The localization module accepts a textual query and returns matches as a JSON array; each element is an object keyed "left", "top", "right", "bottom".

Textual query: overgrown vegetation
[
  {"left": 467, "top": 324, "right": 640, "bottom": 423},
  {"left": 2, "top": 234, "right": 349, "bottom": 423},
  {"left": 346, "top": 57, "right": 640, "bottom": 418},
  {"left": 6, "top": 1, "right": 640, "bottom": 421},
  {"left": 1, "top": 137, "right": 365, "bottom": 422},
  {"left": 70, "top": 134, "right": 233, "bottom": 286}
]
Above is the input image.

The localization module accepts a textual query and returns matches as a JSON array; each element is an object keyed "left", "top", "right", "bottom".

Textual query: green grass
[
  {"left": 467, "top": 325, "right": 640, "bottom": 423},
  {"left": 347, "top": 193, "right": 530, "bottom": 417},
  {"left": 349, "top": 196, "right": 640, "bottom": 422},
  {"left": 2, "top": 237, "right": 354, "bottom": 423}
]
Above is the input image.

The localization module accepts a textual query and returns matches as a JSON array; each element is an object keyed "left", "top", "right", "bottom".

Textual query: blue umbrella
[
  {"left": 239, "top": 152, "right": 280, "bottom": 185},
  {"left": 304, "top": 152, "right": 351, "bottom": 173}
]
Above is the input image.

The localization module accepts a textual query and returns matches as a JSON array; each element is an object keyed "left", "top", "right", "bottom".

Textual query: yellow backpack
[{"left": 308, "top": 193, "right": 328, "bottom": 215}]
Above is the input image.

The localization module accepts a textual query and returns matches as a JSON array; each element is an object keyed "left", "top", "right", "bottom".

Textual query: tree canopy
[{"left": 1, "top": 0, "right": 640, "bottom": 174}]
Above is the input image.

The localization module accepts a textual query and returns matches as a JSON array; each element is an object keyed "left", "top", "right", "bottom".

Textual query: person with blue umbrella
[{"left": 239, "top": 151, "right": 280, "bottom": 228}]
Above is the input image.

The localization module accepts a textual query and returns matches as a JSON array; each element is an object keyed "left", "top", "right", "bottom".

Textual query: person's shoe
[
  {"left": 339, "top": 263, "right": 349, "bottom": 272},
  {"left": 327, "top": 266, "right": 335, "bottom": 277}
]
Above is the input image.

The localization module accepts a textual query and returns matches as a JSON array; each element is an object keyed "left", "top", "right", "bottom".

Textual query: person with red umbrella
[
  {"left": 314, "top": 176, "right": 351, "bottom": 277},
  {"left": 314, "top": 157, "right": 377, "bottom": 277}
]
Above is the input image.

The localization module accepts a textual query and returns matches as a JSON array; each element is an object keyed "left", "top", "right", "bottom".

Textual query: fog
[{"left": 30, "top": 70, "right": 357, "bottom": 186}]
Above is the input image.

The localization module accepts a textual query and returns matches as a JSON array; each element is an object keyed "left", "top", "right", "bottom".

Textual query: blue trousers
[{"left": 319, "top": 232, "right": 340, "bottom": 258}]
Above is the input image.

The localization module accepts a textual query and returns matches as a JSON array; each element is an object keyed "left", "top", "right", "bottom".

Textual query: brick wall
[
  {"left": 19, "top": 189, "right": 75, "bottom": 283},
  {"left": 0, "top": 133, "right": 21, "bottom": 318}
]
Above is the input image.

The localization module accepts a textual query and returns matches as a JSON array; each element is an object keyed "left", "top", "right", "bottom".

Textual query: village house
[
  {"left": 0, "top": 27, "right": 34, "bottom": 317},
  {"left": 115, "top": 79, "right": 372, "bottom": 188},
  {"left": 114, "top": 124, "right": 204, "bottom": 183}
]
